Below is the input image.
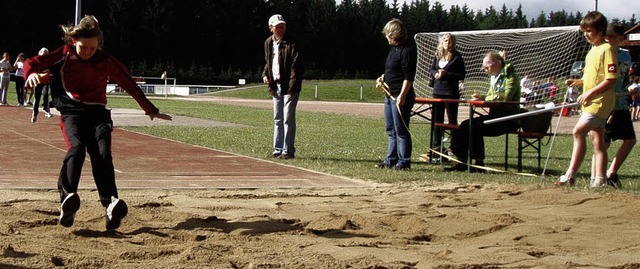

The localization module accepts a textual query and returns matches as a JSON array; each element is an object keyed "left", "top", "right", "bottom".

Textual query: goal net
[{"left": 414, "top": 26, "right": 590, "bottom": 109}]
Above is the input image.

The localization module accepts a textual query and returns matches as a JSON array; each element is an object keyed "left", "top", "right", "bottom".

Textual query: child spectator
[
  {"left": 555, "top": 11, "right": 618, "bottom": 187},
  {"left": 630, "top": 76, "right": 640, "bottom": 120},
  {"left": 599, "top": 22, "right": 635, "bottom": 188}
]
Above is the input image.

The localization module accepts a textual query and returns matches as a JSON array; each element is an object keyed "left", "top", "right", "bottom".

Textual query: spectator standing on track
[
  {"left": 445, "top": 51, "right": 521, "bottom": 172},
  {"left": 374, "top": 18, "right": 416, "bottom": 170},
  {"left": 30, "top": 47, "right": 52, "bottom": 123},
  {"left": 555, "top": 11, "right": 617, "bottom": 187},
  {"left": 262, "top": 14, "right": 304, "bottom": 159},
  {"left": 0, "top": 52, "right": 12, "bottom": 105},
  {"left": 599, "top": 23, "right": 635, "bottom": 188},
  {"left": 428, "top": 33, "right": 466, "bottom": 160},
  {"left": 13, "top": 53, "right": 27, "bottom": 106},
  {"left": 24, "top": 15, "right": 172, "bottom": 230},
  {"left": 630, "top": 76, "right": 640, "bottom": 120}
]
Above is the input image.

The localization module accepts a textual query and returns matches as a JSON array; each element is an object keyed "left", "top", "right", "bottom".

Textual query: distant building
[{"left": 623, "top": 23, "right": 640, "bottom": 61}]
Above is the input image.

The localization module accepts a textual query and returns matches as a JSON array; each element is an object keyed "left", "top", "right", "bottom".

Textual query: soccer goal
[{"left": 414, "top": 26, "right": 590, "bottom": 109}]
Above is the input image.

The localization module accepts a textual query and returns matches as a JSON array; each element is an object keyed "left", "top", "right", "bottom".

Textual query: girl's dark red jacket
[{"left": 23, "top": 43, "right": 159, "bottom": 115}]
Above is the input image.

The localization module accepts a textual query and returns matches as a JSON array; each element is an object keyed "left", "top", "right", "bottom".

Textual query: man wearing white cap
[{"left": 262, "top": 14, "right": 304, "bottom": 159}]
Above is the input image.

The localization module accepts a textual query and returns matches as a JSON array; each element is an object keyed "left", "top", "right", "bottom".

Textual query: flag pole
[{"left": 75, "top": 0, "right": 82, "bottom": 25}]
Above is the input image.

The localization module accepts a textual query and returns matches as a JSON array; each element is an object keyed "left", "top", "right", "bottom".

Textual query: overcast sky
[{"left": 390, "top": 0, "right": 638, "bottom": 21}]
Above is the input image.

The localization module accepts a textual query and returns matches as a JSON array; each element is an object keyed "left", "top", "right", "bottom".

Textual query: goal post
[{"left": 414, "top": 26, "right": 590, "bottom": 109}]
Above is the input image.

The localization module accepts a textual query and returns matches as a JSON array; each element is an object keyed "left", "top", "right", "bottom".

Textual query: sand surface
[{"left": 2, "top": 96, "right": 640, "bottom": 268}]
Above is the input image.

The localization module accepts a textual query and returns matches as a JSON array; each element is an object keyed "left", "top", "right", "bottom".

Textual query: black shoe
[
  {"left": 278, "top": 153, "right": 294, "bottom": 159},
  {"left": 393, "top": 165, "right": 411, "bottom": 171},
  {"left": 59, "top": 193, "right": 81, "bottom": 227},
  {"left": 444, "top": 163, "right": 467, "bottom": 172},
  {"left": 470, "top": 166, "right": 486, "bottom": 173},
  {"left": 607, "top": 174, "right": 622, "bottom": 188},
  {"left": 272, "top": 152, "right": 282, "bottom": 158},
  {"left": 375, "top": 162, "right": 392, "bottom": 169},
  {"left": 106, "top": 197, "right": 128, "bottom": 231}
]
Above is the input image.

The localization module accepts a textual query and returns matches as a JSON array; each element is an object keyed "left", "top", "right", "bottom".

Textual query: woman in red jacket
[{"left": 24, "top": 15, "right": 172, "bottom": 231}]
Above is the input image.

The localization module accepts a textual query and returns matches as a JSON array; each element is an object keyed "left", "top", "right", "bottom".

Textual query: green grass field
[
  {"left": 218, "top": 80, "right": 388, "bottom": 102},
  {"left": 8, "top": 80, "right": 640, "bottom": 193}
]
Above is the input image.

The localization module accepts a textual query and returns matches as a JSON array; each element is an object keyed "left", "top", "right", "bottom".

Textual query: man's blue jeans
[
  {"left": 383, "top": 94, "right": 414, "bottom": 168},
  {"left": 273, "top": 87, "right": 299, "bottom": 156}
]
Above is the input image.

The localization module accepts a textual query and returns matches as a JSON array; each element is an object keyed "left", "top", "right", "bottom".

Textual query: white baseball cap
[
  {"left": 38, "top": 47, "right": 49, "bottom": 56},
  {"left": 268, "top": 14, "right": 286, "bottom": 27}
]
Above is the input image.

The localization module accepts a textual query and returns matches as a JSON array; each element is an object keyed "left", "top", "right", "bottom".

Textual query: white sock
[
  {"left": 592, "top": 176, "right": 606, "bottom": 187},
  {"left": 563, "top": 170, "right": 576, "bottom": 181}
]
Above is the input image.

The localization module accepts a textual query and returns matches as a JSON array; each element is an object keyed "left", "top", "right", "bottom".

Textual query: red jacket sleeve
[{"left": 107, "top": 56, "right": 159, "bottom": 115}]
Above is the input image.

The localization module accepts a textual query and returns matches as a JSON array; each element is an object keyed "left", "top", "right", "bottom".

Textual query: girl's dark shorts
[{"left": 605, "top": 109, "right": 636, "bottom": 142}]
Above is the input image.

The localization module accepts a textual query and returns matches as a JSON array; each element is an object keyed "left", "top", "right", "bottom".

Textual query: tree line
[{"left": 1, "top": 0, "right": 637, "bottom": 84}]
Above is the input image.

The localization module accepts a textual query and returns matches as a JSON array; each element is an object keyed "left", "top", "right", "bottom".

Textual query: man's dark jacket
[{"left": 262, "top": 34, "right": 304, "bottom": 95}]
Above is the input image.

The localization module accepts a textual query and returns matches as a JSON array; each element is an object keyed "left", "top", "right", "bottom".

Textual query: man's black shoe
[
  {"left": 393, "top": 165, "right": 411, "bottom": 171},
  {"left": 470, "top": 166, "right": 486, "bottom": 173},
  {"left": 444, "top": 163, "right": 467, "bottom": 171},
  {"left": 279, "top": 153, "right": 294, "bottom": 159},
  {"left": 375, "top": 162, "right": 392, "bottom": 169}
]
